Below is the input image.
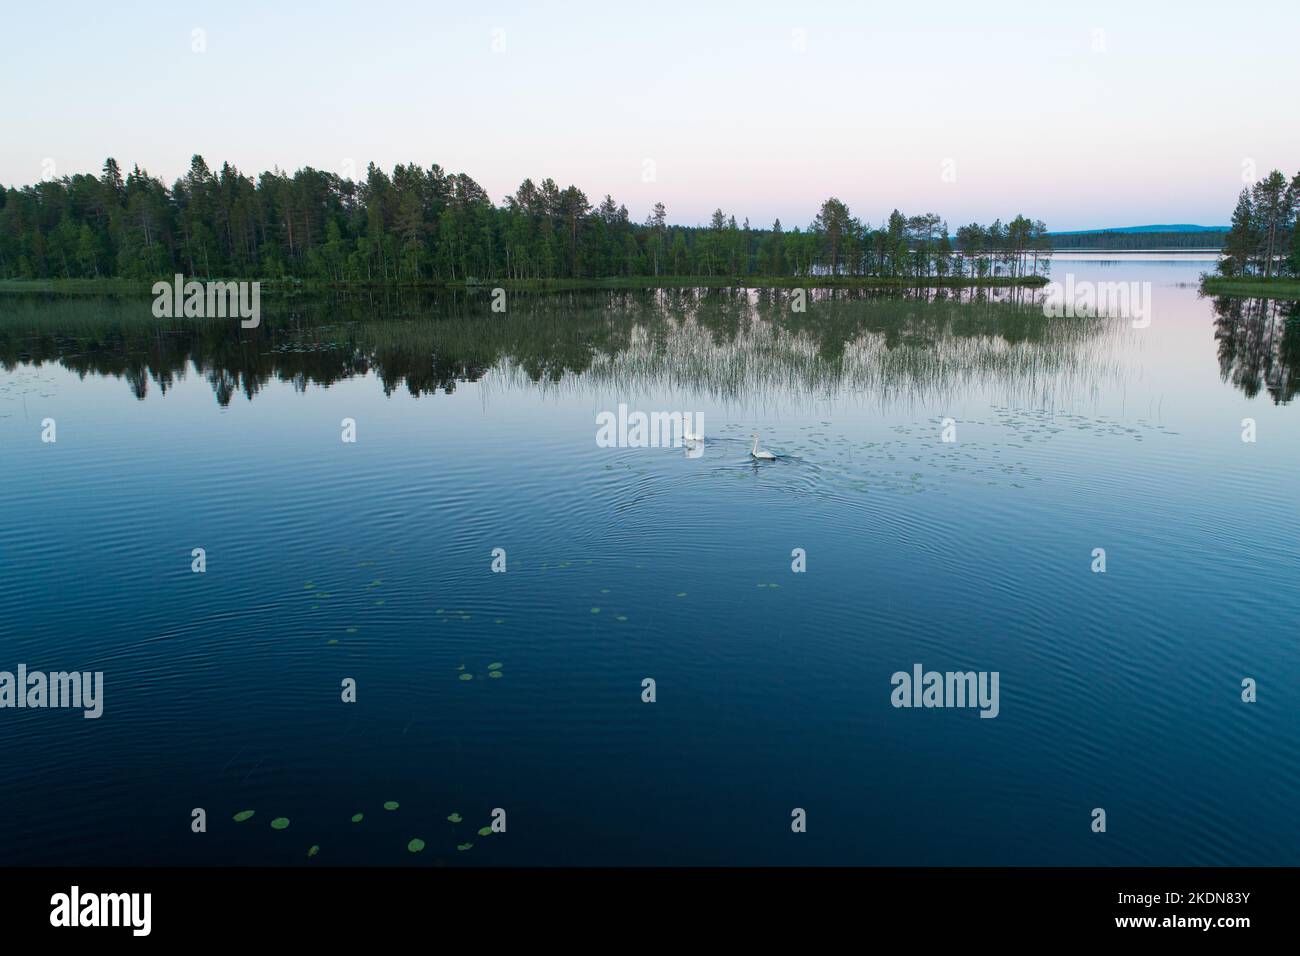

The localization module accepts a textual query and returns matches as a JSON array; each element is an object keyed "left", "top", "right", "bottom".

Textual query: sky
[{"left": 2, "top": 0, "right": 1296, "bottom": 231}]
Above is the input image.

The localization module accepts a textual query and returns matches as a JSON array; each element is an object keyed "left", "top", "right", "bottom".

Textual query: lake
[{"left": 1, "top": 254, "right": 1297, "bottom": 866}]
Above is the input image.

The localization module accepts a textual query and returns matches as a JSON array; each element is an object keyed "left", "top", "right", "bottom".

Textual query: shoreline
[
  {"left": 0, "top": 275, "right": 1049, "bottom": 297},
  {"left": 1199, "top": 276, "right": 1300, "bottom": 299}
]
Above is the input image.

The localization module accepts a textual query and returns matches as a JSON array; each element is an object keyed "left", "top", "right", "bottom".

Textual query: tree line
[
  {"left": 0, "top": 155, "right": 1051, "bottom": 284},
  {"left": 1050, "top": 230, "right": 1228, "bottom": 251},
  {"left": 1220, "top": 169, "right": 1300, "bottom": 278}
]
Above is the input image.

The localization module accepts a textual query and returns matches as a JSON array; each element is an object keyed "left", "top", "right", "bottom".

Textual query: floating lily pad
[
  {"left": 374, "top": 599, "right": 385, "bottom": 606},
  {"left": 270, "top": 817, "right": 290, "bottom": 830},
  {"left": 345, "top": 627, "right": 358, "bottom": 634},
  {"left": 477, "top": 826, "right": 492, "bottom": 836},
  {"left": 600, "top": 589, "right": 610, "bottom": 594},
  {"left": 351, "top": 813, "right": 364, "bottom": 823},
  {"left": 447, "top": 813, "right": 462, "bottom": 823},
  {"left": 488, "top": 671, "right": 502, "bottom": 678},
  {"left": 383, "top": 801, "right": 399, "bottom": 811},
  {"left": 233, "top": 810, "right": 255, "bottom": 823},
  {"left": 304, "top": 582, "right": 315, "bottom": 590},
  {"left": 436, "top": 609, "right": 445, "bottom": 615},
  {"left": 616, "top": 615, "right": 628, "bottom": 622},
  {"left": 307, "top": 845, "right": 320, "bottom": 858},
  {"left": 457, "top": 842, "right": 473, "bottom": 851},
  {"left": 459, "top": 673, "right": 473, "bottom": 681},
  {"left": 494, "top": 619, "right": 505, "bottom": 625},
  {"left": 676, "top": 592, "right": 687, "bottom": 598},
  {"left": 457, "top": 664, "right": 465, "bottom": 671},
  {"left": 407, "top": 838, "right": 425, "bottom": 853},
  {"left": 488, "top": 662, "right": 502, "bottom": 670},
  {"left": 327, "top": 638, "right": 339, "bottom": 645},
  {"left": 590, "top": 607, "right": 601, "bottom": 614}
]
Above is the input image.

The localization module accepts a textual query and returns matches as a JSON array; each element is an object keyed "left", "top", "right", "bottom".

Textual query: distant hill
[
  {"left": 1048, "top": 225, "right": 1229, "bottom": 250},
  {"left": 1049, "top": 224, "right": 1228, "bottom": 236}
]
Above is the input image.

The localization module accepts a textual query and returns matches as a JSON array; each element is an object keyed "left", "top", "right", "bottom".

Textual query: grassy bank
[
  {"left": 1200, "top": 276, "right": 1300, "bottom": 299},
  {"left": 0, "top": 274, "right": 1048, "bottom": 297}
]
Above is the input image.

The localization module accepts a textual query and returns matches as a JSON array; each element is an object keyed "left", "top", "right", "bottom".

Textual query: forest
[
  {"left": 1049, "top": 230, "right": 1227, "bottom": 251},
  {"left": 0, "top": 156, "right": 1051, "bottom": 285},
  {"left": 1218, "top": 169, "right": 1300, "bottom": 278}
]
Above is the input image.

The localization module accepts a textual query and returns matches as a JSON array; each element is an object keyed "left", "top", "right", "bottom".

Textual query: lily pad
[
  {"left": 327, "top": 638, "right": 339, "bottom": 645},
  {"left": 457, "top": 842, "right": 473, "bottom": 851},
  {"left": 676, "top": 592, "right": 687, "bottom": 598},
  {"left": 477, "top": 826, "right": 492, "bottom": 836},
  {"left": 616, "top": 615, "right": 628, "bottom": 622},
  {"left": 590, "top": 607, "right": 601, "bottom": 614},
  {"left": 270, "top": 817, "right": 290, "bottom": 830},
  {"left": 407, "top": 838, "right": 425, "bottom": 853},
  {"left": 459, "top": 673, "right": 473, "bottom": 681},
  {"left": 307, "top": 845, "right": 320, "bottom": 858},
  {"left": 233, "top": 810, "right": 255, "bottom": 823},
  {"left": 488, "top": 662, "right": 503, "bottom": 670},
  {"left": 488, "top": 671, "right": 502, "bottom": 678},
  {"left": 351, "top": 813, "right": 364, "bottom": 823},
  {"left": 345, "top": 627, "right": 358, "bottom": 634},
  {"left": 304, "top": 582, "right": 315, "bottom": 590},
  {"left": 447, "top": 813, "right": 462, "bottom": 823},
  {"left": 383, "top": 801, "right": 399, "bottom": 811}
]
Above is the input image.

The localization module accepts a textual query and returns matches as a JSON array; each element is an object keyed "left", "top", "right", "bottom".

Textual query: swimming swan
[
  {"left": 683, "top": 423, "right": 703, "bottom": 443},
  {"left": 750, "top": 433, "right": 776, "bottom": 460}
]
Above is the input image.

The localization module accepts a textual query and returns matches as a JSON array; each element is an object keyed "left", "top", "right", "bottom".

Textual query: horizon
[{"left": 2, "top": 0, "right": 1295, "bottom": 231}]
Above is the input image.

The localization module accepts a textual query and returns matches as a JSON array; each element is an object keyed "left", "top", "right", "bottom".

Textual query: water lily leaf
[
  {"left": 383, "top": 801, "right": 399, "bottom": 811},
  {"left": 457, "top": 842, "right": 473, "bottom": 851},
  {"left": 489, "top": 671, "right": 502, "bottom": 678},
  {"left": 327, "top": 638, "right": 339, "bottom": 645},
  {"left": 307, "top": 845, "right": 320, "bottom": 858},
  {"left": 351, "top": 813, "right": 364, "bottom": 823},
  {"left": 447, "top": 813, "right": 462, "bottom": 823},
  {"left": 616, "top": 615, "right": 628, "bottom": 622},
  {"left": 345, "top": 627, "right": 358, "bottom": 634},
  {"left": 477, "top": 826, "right": 492, "bottom": 836},
  {"left": 676, "top": 592, "right": 687, "bottom": 598},
  {"left": 590, "top": 607, "right": 601, "bottom": 614},
  {"left": 270, "top": 817, "right": 290, "bottom": 830},
  {"left": 233, "top": 810, "right": 255, "bottom": 822},
  {"left": 407, "top": 838, "right": 425, "bottom": 853},
  {"left": 459, "top": 673, "right": 473, "bottom": 681},
  {"left": 488, "top": 662, "right": 502, "bottom": 670}
]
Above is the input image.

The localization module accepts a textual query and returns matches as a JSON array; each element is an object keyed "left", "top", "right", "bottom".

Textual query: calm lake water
[{"left": 1, "top": 255, "right": 1297, "bottom": 866}]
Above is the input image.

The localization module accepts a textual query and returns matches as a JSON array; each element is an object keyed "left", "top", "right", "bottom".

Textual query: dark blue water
[{"left": 1, "top": 256, "right": 1297, "bottom": 865}]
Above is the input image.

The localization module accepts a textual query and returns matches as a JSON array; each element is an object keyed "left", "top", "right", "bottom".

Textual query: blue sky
[{"left": 2, "top": 0, "right": 1295, "bottom": 230}]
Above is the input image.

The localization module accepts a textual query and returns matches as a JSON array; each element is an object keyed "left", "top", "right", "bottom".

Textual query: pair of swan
[{"left": 682, "top": 427, "right": 776, "bottom": 460}]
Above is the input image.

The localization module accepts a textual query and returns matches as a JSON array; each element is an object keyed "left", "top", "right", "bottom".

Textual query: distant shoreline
[{"left": 0, "top": 275, "right": 1049, "bottom": 296}]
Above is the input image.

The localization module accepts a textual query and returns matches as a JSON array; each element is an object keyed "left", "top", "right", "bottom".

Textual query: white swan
[
  {"left": 683, "top": 423, "right": 703, "bottom": 443},
  {"left": 750, "top": 432, "right": 776, "bottom": 460}
]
